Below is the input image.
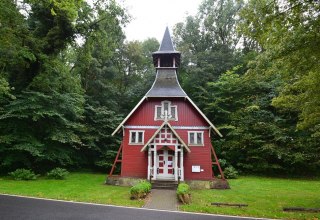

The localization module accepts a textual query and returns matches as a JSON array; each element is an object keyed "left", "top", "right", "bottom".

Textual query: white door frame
[
  {"left": 156, "top": 149, "right": 175, "bottom": 180},
  {"left": 147, "top": 144, "right": 184, "bottom": 181}
]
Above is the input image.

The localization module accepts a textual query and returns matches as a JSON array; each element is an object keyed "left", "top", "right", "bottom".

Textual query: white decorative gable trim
[
  {"left": 111, "top": 96, "right": 222, "bottom": 137},
  {"left": 124, "top": 125, "right": 210, "bottom": 130}
]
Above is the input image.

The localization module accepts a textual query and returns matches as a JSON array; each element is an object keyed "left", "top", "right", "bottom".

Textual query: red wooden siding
[
  {"left": 175, "top": 129, "right": 213, "bottom": 180},
  {"left": 121, "top": 97, "right": 215, "bottom": 180},
  {"left": 126, "top": 98, "right": 208, "bottom": 126},
  {"left": 121, "top": 128, "right": 155, "bottom": 177}
]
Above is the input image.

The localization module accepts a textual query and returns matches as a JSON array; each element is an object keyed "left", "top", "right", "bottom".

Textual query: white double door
[{"left": 157, "top": 149, "right": 175, "bottom": 179}]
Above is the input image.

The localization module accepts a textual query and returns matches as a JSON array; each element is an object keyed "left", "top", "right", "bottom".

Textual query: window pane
[
  {"left": 131, "top": 132, "right": 136, "bottom": 143},
  {"left": 171, "top": 106, "right": 176, "bottom": 119},
  {"left": 163, "top": 102, "right": 169, "bottom": 114},
  {"left": 197, "top": 133, "right": 202, "bottom": 144},
  {"left": 190, "top": 133, "right": 194, "bottom": 144},
  {"left": 156, "top": 106, "right": 161, "bottom": 119},
  {"left": 138, "top": 132, "right": 143, "bottom": 143}
]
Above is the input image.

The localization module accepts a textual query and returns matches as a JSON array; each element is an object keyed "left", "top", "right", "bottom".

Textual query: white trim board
[
  {"left": 124, "top": 125, "right": 210, "bottom": 130},
  {"left": 112, "top": 96, "right": 222, "bottom": 137}
]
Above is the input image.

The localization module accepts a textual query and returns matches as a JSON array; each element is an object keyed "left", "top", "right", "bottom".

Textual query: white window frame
[
  {"left": 188, "top": 131, "right": 204, "bottom": 146},
  {"left": 154, "top": 100, "right": 178, "bottom": 121},
  {"left": 129, "top": 130, "right": 145, "bottom": 145}
]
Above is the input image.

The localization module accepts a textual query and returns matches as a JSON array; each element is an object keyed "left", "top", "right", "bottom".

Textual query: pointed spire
[
  {"left": 158, "top": 26, "right": 175, "bottom": 52},
  {"left": 152, "top": 27, "right": 181, "bottom": 67}
]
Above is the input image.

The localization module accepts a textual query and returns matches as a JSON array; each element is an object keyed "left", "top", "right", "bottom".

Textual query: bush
[
  {"left": 46, "top": 168, "right": 69, "bottom": 180},
  {"left": 177, "top": 183, "right": 191, "bottom": 204},
  {"left": 9, "top": 169, "right": 38, "bottom": 180},
  {"left": 224, "top": 166, "right": 238, "bottom": 179},
  {"left": 130, "top": 180, "right": 151, "bottom": 199},
  {"left": 176, "top": 183, "right": 190, "bottom": 195}
]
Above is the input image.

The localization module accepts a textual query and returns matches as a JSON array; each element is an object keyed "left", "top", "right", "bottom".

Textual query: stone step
[{"left": 151, "top": 180, "right": 178, "bottom": 190}]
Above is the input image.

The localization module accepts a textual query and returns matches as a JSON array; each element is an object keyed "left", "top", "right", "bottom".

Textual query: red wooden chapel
[{"left": 109, "top": 28, "right": 226, "bottom": 185}]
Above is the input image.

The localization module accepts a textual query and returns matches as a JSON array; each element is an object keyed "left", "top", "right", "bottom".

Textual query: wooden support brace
[
  {"left": 210, "top": 144, "right": 225, "bottom": 180},
  {"left": 109, "top": 142, "right": 123, "bottom": 177}
]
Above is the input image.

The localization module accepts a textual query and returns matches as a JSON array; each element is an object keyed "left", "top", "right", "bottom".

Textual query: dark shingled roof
[
  {"left": 159, "top": 26, "right": 174, "bottom": 51},
  {"left": 145, "top": 69, "right": 187, "bottom": 97},
  {"left": 153, "top": 27, "right": 180, "bottom": 55}
]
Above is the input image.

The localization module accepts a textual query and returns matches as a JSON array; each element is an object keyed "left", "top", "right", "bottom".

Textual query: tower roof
[
  {"left": 159, "top": 26, "right": 175, "bottom": 52},
  {"left": 153, "top": 27, "right": 180, "bottom": 55},
  {"left": 147, "top": 27, "right": 185, "bottom": 97},
  {"left": 145, "top": 69, "right": 187, "bottom": 97}
]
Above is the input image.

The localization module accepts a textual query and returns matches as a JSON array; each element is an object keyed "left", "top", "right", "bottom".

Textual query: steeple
[
  {"left": 146, "top": 27, "right": 186, "bottom": 97},
  {"left": 159, "top": 26, "right": 175, "bottom": 51},
  {"left": 152, "top": 27, "right": 181, "bottom": 68}
]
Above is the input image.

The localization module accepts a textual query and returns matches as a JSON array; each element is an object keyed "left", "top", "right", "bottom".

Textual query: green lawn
[
  {"left": 0, "top": 172, "right": 143, "bottom": 207},
  {"left": 1, "top": 173, "right": 319, "bottom": 219},
  {"left": 181, "top": 176, "right": 320, "bottom": 219}
]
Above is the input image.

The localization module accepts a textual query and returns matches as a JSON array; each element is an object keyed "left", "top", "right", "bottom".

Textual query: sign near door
[{"left": 192, "top": 165, "right": 201, "bottom": 172}]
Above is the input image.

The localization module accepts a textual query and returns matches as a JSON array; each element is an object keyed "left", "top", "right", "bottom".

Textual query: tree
[
  {"left": 173, "top": 0, "right": 244, "bottom": 106},
  {"left": 0, "top": 0, "right": 129, "bottom": 173},
  {"left": 204, "top": 68, "right": 319, "bottom": 174},
  {"left": 239, "top": 0, "right": 320, "bottom": 137}
]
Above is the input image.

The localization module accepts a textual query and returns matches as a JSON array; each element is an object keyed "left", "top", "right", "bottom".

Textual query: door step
[{"left": 151, "top": 180, "right": 178, "bottom": 190}]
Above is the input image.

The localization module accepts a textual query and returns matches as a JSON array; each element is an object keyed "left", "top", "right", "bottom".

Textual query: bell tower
[
  {"left": 152, "top": 27, "right": 181, "bottom": 68},
  {"left": 146, "top": 27, "right": 186, "bottom": 98}
]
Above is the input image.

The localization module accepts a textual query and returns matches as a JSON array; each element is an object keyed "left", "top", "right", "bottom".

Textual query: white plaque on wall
[{"left": 192, "top": 165, "right": 201, "bottom": 173}]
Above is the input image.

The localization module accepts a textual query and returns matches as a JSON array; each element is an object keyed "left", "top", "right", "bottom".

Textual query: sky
[{"left": 117, "top": 0, "right": 203, "bottom": 42}]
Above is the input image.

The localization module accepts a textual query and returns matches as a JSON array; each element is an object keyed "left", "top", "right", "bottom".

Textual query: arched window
[{"left": 154, "top": 101, "right": 178, "bottom": 121}]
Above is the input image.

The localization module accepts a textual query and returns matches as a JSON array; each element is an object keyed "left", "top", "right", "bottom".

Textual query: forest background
[{"left": 0, "top": 0, "right": 319, "bottom": 176}]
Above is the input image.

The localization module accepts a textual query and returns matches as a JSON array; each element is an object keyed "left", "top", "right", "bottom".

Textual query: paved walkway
[{"left": 144, "top": 189, "right": 179, "bottom": 211}]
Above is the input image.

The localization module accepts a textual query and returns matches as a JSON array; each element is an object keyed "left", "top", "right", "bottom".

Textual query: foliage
[
  {"left": 46, "top": 168, "right": 69, "bottom": 180},
  {"left": 239, "top": 0, "right": 320, "bottom": 137},
  {"left": 0, "top": 0, "right": 131, "bottom": 173},
  {"left": 223, "top": 166, "right": 238, "bottom": 179},
  {"left": 205, "top": 70, "right": 319, "bottom": 174},
  {"left": 130, "top": 180, "right": 151, "bottom": 199},
  {"left": 174, "top": 0, "right": 244, "bottom": 105},
  {"left": 9, "top": 169, "right": 38, "bottom": 180},
  {"left": 176, "top": 183, "right": 190, "bottom": 196},
  {"left": 177, "top": 183, "right": 191, "bottom": 204}
]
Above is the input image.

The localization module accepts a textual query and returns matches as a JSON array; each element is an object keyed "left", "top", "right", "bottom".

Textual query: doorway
[{"left": 157, "top": 149, "right": 175, "bottom": 180}]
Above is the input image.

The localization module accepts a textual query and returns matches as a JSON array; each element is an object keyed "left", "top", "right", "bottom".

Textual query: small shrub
[
  {"left": 177, "top": 183, "right": 190, "bottom": 195},
  {"left": 130, "top": 180, "right": 151, "bottom": 199},
  {"left": 224, "top": 166, "right": 238, "bottom": 179},
  {"left": 46, "top": 168, "right": 69, "bottom": 180},
  {"left": 9, "top": 169, "right": 38, "bottom": 180},
  {"left": 218, "top": 159, "right": 227, "bottom": 168},
  {"left": 177, "top": 183, "right": 191, "bottom": 204}
]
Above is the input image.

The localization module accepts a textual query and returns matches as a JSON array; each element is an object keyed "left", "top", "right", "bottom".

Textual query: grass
[
  {"left": 0, "top": 172, "right": 143, "bottom": 207},
  {"left": 180, "top": 176, "right": 320, "bottom": 219},
  {"left": 1, "top": 173, "right": 319, "bottom": 219}
]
